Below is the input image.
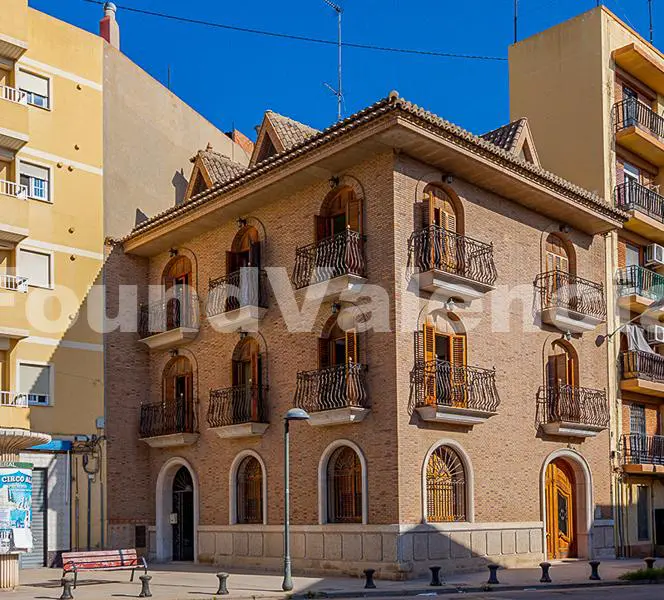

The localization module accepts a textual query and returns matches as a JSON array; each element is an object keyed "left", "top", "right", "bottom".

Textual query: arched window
[
  {"left": 236, "top": 456, "right": 263, "bottom": 524},
  {"left": 227, "top": 226, "right": 261, "bottom": 274},
  {"left": 231, "top": 337, "right": 264, "bottom": 423},
  {"left": 319, "top": 316, "right": 358, "bottom": 368},
  {"left": 162, "top": 256, "right": 193, "bottom": 329},
  {"left": 423, "top": 185, "right": 459, "bottom": 233},
  {"left": 425, "top": 445, "right": 466, "bottom": 522},
  {"left": 162, "top": 356, "right": 195, "bottom": 432},
  {"left": 327, "top": 446, "right": 362, "bottom": 523},
  {"left": 547, "top": 340, "right": 578, "bottom": 389},
  {"left": 316, "top": 186, "right": 362, "bottom": 241},
  {"left": 545, "top": 234, "right": 574, "bottom": 274}
]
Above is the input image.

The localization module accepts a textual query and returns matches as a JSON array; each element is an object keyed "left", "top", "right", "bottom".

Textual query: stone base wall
[{"left": 592, "top": 520, "right": 616, "bottom": 559}]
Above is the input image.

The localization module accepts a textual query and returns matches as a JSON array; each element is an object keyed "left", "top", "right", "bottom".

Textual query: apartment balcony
[
  {"left": 207, "top": 385, "right": 269, "bottom": 438},
  {"left": 615, "top": 180, "right": 664, "bottom": 242},
  {"left": 0, "top": 273, "right": 27, "bottom": 293},
  {"left": 0, "top": 1, "right": 28, "bottom": 60},
  {"left": 207, "top": 269, "right": 267, "bottom": 333},
  {"left": 613, "top": 99, "right": 664, "bottom": 166},
  {"left": 411, "top": 359, "right": 500, "bottom": 426},
  {"left": 614, "top": 44, "right": 664, "bottom": 97},
  {"left": 616, "top": 265, "right": 664, "bottom": 316},
  {"left": 139, "top": 397, "right": 198, "bottom": 448},
  {"left": 621, "top": 434, "right": 664, "bottom": 475},
  {"left": 0, "top": 85, "right": 28, "bottom": 151},
  {"left": 535, "top": 270, "right": 606, "bottom": 334},
  {"left": 408, "top": 225, "right": 497, "bottom": 303},
  {"left": 620, "top": 350, "right": 664, "bottom": 396},
  {"left": 536, "top": 384, "right": 609, "bottom": 439},
  {"left": 292, "top": 230, "right": 366, "bottom": 300},
  {"left": 138, "top": 297, "right": 199, "bottom": 351},
  {"left": 0, "top": 391, "right": 29, "bottom": 430},
  {"left": 0, "top": 180, "right": 28, "bottom": 247},
  {"left": 294, "top": 363, "right": 369, "bottom": 426}
]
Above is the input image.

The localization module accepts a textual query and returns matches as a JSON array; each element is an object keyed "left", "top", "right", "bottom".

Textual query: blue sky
[{"left": 29, "top": 0, "right": 662, "bottom": 139}]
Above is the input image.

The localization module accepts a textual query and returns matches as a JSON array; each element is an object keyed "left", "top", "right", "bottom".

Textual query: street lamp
[{"left": 282, "top": 407, "right": 310, "bottom": 592}]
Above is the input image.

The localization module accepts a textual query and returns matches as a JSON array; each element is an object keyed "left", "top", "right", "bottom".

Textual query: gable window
[
  {"left": 19, "top": 248, "right": 52, "bottom": 288},
  {"left": 20, "top": 162, "right": 50, "bottom": 202},
  {"left": 17, "top": 70, "right": 50, "bottom": 109},
  {"left": 19, "top": 362, "right": 51, "bottom": 406},
  {"left": 425, "top": 445, "right": 467, "bottom": 522},
  {"left": 326, "top": 446, "right": 362, "bottom": 523},
  {"left": 236, "top": 456, "right": 263, "bottom": 524}
]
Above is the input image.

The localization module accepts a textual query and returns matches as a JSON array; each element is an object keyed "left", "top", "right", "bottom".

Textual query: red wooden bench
[{"left": 62, "top": 549, "right": 147, "bottom": 588}]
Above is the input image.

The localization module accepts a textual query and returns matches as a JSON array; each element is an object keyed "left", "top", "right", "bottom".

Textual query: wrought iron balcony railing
[
  {"left": 292, "top": 229, "right": 366, "bottom": 289},
  {"left": 294, "top": 363, "right": 368, "bottom": 413},
  {"left": 207, "top": 385, "right": 268, "bottom": 428},
  {"left": 620, "top": 350, "right": 664, "bottom": 383},
  {"left": 139, "top": 396, "right": 197, "bottom": 438},
  {"left": 408, "top": 225, "right": 497, "bottom": 286},
  {"left": 138, "top": 296, "right": 198, "bottom": 339},
  {"left": 621, "top": 433, "right": 664, "bottom": 466},
  {"left": 613, "top": 98, "right": 664, "bottom": 140},
  {"left": 615, "top": 180, "right": 664, "bottom": 222},
  {"left": 535, "top": 270, "right": 606, "bottom": 320},
  {"left": 536, "top": 384, "right": 609, "bottom": 429},
  {"left": 0, "top": 274, "right": 28, "bottom": 292},
  {"left": 207, "top": 269, "right": 268, "bottom": 317},
  {"left": 616, "top": 265, "right": 664, "bottom": 302},
  {"left": 410, "top": 359, "right": 500, "bottom": 413}
]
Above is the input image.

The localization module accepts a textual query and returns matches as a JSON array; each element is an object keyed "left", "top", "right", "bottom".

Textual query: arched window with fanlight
[
  {"left": 327, "top": 446, "right": 363, "bottom": 523},
  {"left": 425, "top": 445, "right": 467, "bottom": 522},
  {"left": 162, "top": 255, "right": 194, "bottom": 330},
  {"left": 236, "top": 456, "right": 263, "bottom": 524},
  {"left": 231, "top": 336, "right": 265, "bottom": 423},
  {"left": 162, "top": 356, "right": 195, "bottom": 434},
  {"left": 316, "top": 186, "right": 362, "bottom": 242}
]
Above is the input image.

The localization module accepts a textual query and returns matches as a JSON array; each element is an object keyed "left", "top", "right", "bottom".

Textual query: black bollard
[
  {"left": 138, "top": 575, "right": 152, "bottom": 598},
  {"left": 216, "top": 572, "right": 230, "bottom": 596},
  {"left": 539, "top": 562, "right": 552, "bottom": 583},
  {"left": 487, "top": 564, "right": 500, "bottom": 585},
  {"left": 645, "top": 557, "right": 656, "bottom": 570},
  {"left": 429, "top": 566, "right": 443, "bottom": 587},
  {"left": 59, "top": 577, "right": 74, "bottom": 600},
  {"left": 363, "top": 569, "right": 376, "bottom": 589},
  {"left": 588, "top": 560, "right": 601, "bottom": 581}
]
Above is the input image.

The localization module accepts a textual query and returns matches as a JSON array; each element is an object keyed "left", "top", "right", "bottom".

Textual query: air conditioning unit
[
  {"left": 646, "top": 324, "right": 664, "bottom": 344},
  {"left": 645, "top": 243, "right": 664, "bottom": 267}
]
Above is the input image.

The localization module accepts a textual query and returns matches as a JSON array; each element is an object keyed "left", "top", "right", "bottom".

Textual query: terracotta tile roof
[
  {"left": 125, "top": 92, "right": 625, "bottom": 241},
  {"left": 266, "top": 111, "right": 319, "bottom": 151},
  {"left": 480, "top": 118, "right": 527, "bottom": 152},
  {"left": 196, "top": 146, "right": 246, "bottom": 185}
]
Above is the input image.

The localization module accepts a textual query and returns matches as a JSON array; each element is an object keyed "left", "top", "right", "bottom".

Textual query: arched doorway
[{"left": 172, "top": 466, "right": 195, "bottom": 561}]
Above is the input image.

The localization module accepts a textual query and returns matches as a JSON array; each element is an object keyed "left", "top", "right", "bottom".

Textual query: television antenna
[{"left": 323, "top": 0, "right": 343, "bottom": 121}]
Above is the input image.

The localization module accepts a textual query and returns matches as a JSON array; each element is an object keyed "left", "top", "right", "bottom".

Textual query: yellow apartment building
[
  {"left": 0, "top": 0, "right": 247, "bottom": 577},
  {"left": 510, "top": 6, "right": 664, "bottom": 557}
]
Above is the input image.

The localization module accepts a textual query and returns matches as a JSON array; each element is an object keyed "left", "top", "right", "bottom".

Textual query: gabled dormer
[
  {"left": 250, "top": 111, "right": 319, "bottom": 167},
  {"left": 184, "top": 143, "right": 247, "bottom": 202},
  {"left": 481, "top": 117, "right": 541, "bottom": 167}
]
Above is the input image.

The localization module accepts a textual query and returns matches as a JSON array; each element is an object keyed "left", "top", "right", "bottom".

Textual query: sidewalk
[{"left": 13, "top": 558, "right": 658, "bottom": 600}]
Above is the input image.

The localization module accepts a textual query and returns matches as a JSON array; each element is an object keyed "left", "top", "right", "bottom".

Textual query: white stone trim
[
  {"left": 18, "top": 238, "right": 103, "bottom": 261},
  {"left": 19, "top": 146, "right": 103, "bottom": 176},
  {"left": 422, "top": 439, "right": 475, "bottom": 524},
  {"left": 318, "top": 439, "right": 368, "bottom": 525},
  {"left": 24, "top": 337, "right": 103, "bottom": 352},
  {"left": 228, "top": 450, "right": 267, "bottom": 525},
  {"left": 18, "top": 57, "right": 102, "bottom": 92}
]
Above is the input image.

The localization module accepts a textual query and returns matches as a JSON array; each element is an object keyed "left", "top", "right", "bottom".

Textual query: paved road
[{"left": 415, "top": 585, "right": 661, "bottom": 600}]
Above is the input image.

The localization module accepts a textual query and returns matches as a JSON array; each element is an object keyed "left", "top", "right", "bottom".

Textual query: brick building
[{"left": 106, "top": 94, "right": 625, "bottom": 577}]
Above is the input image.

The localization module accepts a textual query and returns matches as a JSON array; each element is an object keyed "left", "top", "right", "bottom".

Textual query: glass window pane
[{"left": 19, "top": 249, "right": 51, "bottom": 287}]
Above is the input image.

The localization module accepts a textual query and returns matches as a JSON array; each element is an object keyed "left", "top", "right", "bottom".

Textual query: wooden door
[
  {"left": 545, "top": 460, "right": 576, "bottom": 559},
  {"left": 424, "top": 187, "right": 458, "bottom": 272}
]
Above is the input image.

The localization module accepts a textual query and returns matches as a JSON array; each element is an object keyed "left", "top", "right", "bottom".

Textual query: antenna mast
[
  {"left": 514, "top": 0, "right": 518, "bottom": 44},
  {"left": 323, "top": 0, "right": 343, "bottom": 121},
  {"left": 649, "top": 0, "right": 654, "bottom": 44}
]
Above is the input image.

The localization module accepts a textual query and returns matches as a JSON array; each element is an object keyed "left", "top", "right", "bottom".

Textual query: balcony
[
  {"left": 0, "top": 85, "right": 28, "bottom": 151},
  {"left": 0, "top": 391, "right": 29, "bottom": 430},
  {"left": 207, "top": 269, "right": 267, "bottom": 333},
  {"left": 411, "top": 359, "right": 500, "bottom": 426},
  {"left": 294, "top": 363, "right": 369, "bottom": 426},
  {"left": 614, "top": 44, "right": 664, "bottom": 97},
  {"left": 408, "top": 225, "right": 497, "bottom": 303},
  {"left": 616, "top": 265, "right": 664, "bottom": 315},
  {"left": 535, "top": 270, "right": 606, "bottom": 334},
  {"left": 615, "top": 180, "right": 664, "bottom": 242},
  {"left": 621, "top": 434, "right": 664, "bottom": 474},
  {"left": 0, "top": 274, "right": 27, "bottom": 292},
  {"left": 613, "top": 99, "right": 664, "bottom": 166},
  {"left": 620, "top": 350, "right": 664, "bottom": 396},
  {"left": 292, "top": 230, "right": 366, "bottom": 300},
  {"left": 138, "top": 297, "right": 199, "bottom": 351},
  {"left": 536, "top": 384, "right": 609, "bottom": 439},
  {"left": 0, "top": 180, "right": 28, "bottom": 246},
  {"left": 207, "top": 385, "right": 269, "bottom": 438},
  {"left": 139, "top": 397, "right": 198, "bottom": 448}
]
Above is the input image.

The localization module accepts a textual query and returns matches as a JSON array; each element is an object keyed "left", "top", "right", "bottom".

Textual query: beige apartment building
[
  {"left": 510, "top": 5, "right": 664, "bottom": 557},
  {"left": 106, "top": 93, "right": 624, "bottom": 577}
]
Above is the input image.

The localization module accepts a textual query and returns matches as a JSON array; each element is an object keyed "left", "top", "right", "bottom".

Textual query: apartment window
[
  {"left": 19, "top": 363, "right": 51, "bottom": 406},
  {"left": 624, "top": 162, "right": 640, "bottom": 185},
  {"left": 19, "top": 162, "right": 50, "bottom": 202},
  {"left": 19, "top": 249, "right": 52, "bottom": 288},
  {"left": 17, "top": 70, "right": 49, "bottom": 109},
  {"left": 630, "top": 403, "right": 647, "bottom": 437},
  {"left": 637, "top": 485, "right": 650, "bottom": 541},
  {"left": 625, "top": 242, "right": 640, "bottom": 267}
]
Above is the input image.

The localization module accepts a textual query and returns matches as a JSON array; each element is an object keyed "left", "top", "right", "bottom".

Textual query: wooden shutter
[
  {"left": 616, "top": 159, "right": 625, "bottom": 186},
  {"left": 315, "top": 215, "right": 331, "bottom": 242},
  {"left": 250, "top": 347, "right": 260, "bottom": 421},
  {"left": 226, "top": 250, "right": 238, "bottom": 274},
  {"left": 249, "top": 240, "right": 261, "bottom": 268},
  {"left": 164, "top": 373, "right": 175, "bottom": 404},
  {"left": 184, "top": 371, "right": 194, "bottom": 430},
  {"left": 450, "top": 335, "right": 467, "bottom": 407},
  {"left": 346, "top": 191, "right": 362, "bottom": 234},
  {"left": 345, "top": 330, "right": 358, "bottom": 364},
  {"left": 547, "top": 354, "right": 568, "bottom": 387},
  {"left": 441, "top": 200, "right": 457, "bottom": 233},
  {"left": 318, "top": 337, "right": 330, "bottom": 369},
  {"left": 423, "top": 322, "right": 436, "bottom": 405}
]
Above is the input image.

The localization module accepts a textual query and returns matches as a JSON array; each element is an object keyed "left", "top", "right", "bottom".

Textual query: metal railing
[
  {"left": 536, "top": 384, "right": 609, "bottom": 429},
  {"left": 207, "top": 385, "right": 268, "bottom": 428},
  {"left": 616, "top": 265, "right": 664, "bottom": 302},
  {"left": 0, "top": 85, "right": 27, "bottom": 106},
  {"left": 294, "top": 363, "right": 368, "bottom": 413},
  {"left": 0, "top": 274, "right": 28, "bottom": 292},
  {"left": 139, "top": 395, "right": 197, "bottom": 438},
  {"left": 613, "top": 98, "right": 664, "bottom": 140},
  {"left": 615, "top": 180, "right": 664, "bottom": 221},
  {"left": 410, "top": 359, "right": 500, "bottom": 413},
  {"left": 0, "top": 179, "right": 27, "bottom": 199},
  {"left": 207, "top": 269, "right": 268, "bottom": 316},
  {"left": 536, "top": 270, "right": 606, "bottom": 321},
  {"left": 408, "top": 225, "right": 497, "bottom": 286},
  {"left": 0, "top": 391, "right": 28, "bottom": 408},
  {"left": 138, "top": 296, "right": 198, "bottom": 339},
  {"left": 620, "top": 350, "right": 664, "bottom": 383},
  {"left": 621, "top": 434, "right": 664, "bottom": 466},
  {"left": 292, "top": 229, "right": 366, "bottom": 289}
]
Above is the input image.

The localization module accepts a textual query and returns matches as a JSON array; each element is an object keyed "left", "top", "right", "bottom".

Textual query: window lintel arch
[{"left": 228, "top": 450, "right": 267, "bottom": 525}]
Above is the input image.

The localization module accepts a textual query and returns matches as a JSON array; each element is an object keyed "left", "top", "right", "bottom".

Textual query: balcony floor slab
[
  {"left": 541, "top": 421, "right": 605, "bottom": 439},
  {"left": 210, "top": 422, "right": 269, "bottom": 439},
  {"left": 208, "top": 306, "right": 267, "bottom": 333},
  {"left": 620, "top": 377, "right": 664, "bottom": 397},
  {"left": 416, "top": 405, "right": 496, "bottom": 426},
  {"left": 623, "top": 463, "right": 664, "bottom": 475},
  {"left": 139, "top": 326, "right": 199, "bottom": 351},
  {"left": 416, "top": 269, "right": 494, "bottom": 304},
  {"left": 140, "top": 432, "right": 199, "bottom": 448},
  {"left": 307, "top": 407, "right": 370, "bottom": 426},
  {"left": 295, "top": 274, "right": 367, "bottom": 302},
  {"left": 540, "top": 307, "right": 604, "bottom": 334}
]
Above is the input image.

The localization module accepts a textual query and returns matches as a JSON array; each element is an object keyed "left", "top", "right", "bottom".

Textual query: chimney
[{"left": 99, "top": 2, "right": 120, "bottom": 49}]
